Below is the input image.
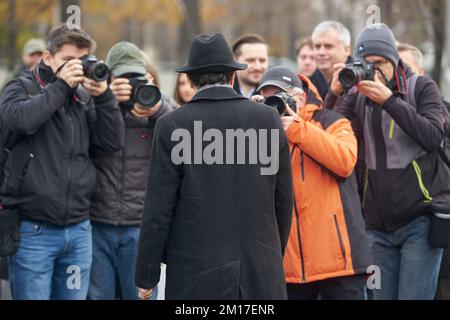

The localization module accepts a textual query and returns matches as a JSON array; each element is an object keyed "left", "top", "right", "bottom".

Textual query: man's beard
[{"left": 239, "top": 73, "right": 260, "bottom": 87}]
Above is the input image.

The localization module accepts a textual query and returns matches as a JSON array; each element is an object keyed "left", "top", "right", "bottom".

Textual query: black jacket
[
  {"left": 310, "top": 56, "right": 353, "bottom": 100},
  {"left": 135, "top": 86, "right": 293, "bottom": 300},
  {"left": 0, "top": 63, "right": 125, "bottom": 226},
  {"left": 90, "top": 94, "right": 176, "bottom": 226},
  {"left": 233, "top": 78, "right": 258, "bottom": 98},
  {"left": 309, "top": 69, "right": 330, "bottom": 100},
  {"left": 325, "top": 62, "right": 450, "bottom": 232},
  {"left": 439, "top": 100, "right": 450, "bottom": 279}
]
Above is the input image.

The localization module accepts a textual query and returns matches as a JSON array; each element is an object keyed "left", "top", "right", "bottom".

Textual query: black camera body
[
  {"left": 339, "top": 60, "right": 375, "bottom": 90},
  {"left": 121, "top": 75, "right": 162, "bottom": 111},
  {"left": 265, "top": 92, "right": 297, "bottom": 115},
  {"left": 80, "top": 55, "right": 110, "bottom": 82}
]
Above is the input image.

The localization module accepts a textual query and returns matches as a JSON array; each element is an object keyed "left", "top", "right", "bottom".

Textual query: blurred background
[{"left": 0, "top": 0, "right": 450, "bottom": 97}]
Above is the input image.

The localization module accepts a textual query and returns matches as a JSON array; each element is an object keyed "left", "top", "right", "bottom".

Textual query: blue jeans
[
  {"left": 8, "top": 220, "right": 92, "bottom": 300},
  {"left": 87, "top": 222, "right": 157, "bottom": 300},
  {"left": 367, "top": 214, "right": 443, "bottom": 300}
]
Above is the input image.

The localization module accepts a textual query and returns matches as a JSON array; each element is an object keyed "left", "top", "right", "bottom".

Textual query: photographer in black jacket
[
  {"left": 0, "top": 25, "right": 125, "bottom": 300},
  {"left": 325, "top": 24, "right": 449, "bottom": 300}
]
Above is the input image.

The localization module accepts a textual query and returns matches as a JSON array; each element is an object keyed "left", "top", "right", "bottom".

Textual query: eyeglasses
[{"left": 368, "top": 59, "right": 390, "bottom": 68}]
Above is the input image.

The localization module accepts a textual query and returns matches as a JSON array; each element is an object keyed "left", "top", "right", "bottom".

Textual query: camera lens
[
  {"left": 93, "top": 63, "right": 110, "bottom": 82},
  {"left": 135, "top": 85, "right": 161, "bottom": 109},
  {"left": 339, "top": 68, "right": 359, "bottom": 88},
  {"left": 265, "top": 96, "right": 287, "bottom": 115}
]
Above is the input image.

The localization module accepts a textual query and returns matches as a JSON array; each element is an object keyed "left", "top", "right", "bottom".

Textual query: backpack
[
  {"left": 402, "top": 75, "right": 450, "bottom": 169},
  {"left": 0, "top": 77, "right": 40, "bottom": 189}
]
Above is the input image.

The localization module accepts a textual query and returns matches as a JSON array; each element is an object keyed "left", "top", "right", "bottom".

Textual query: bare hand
[
  {"left": 82, "top": 77, "right": 108, "bottom": 97},
  {"left": 58, "top": 59, "right": 84, "bottom": 88},
  {"left": 357, "top": 73, "right": 393, "bottom": 105},
  {"left": 330, "top": 63, "right": 346, "bottom": 96},
  {"left": 131, "top": 103, "right": 160, "bottom": 118},
  {"left": 251, "top": 95, "right": 265, "bottom": 103},
  {"left": 110, "top": 78, "right": 133, "bottom": 103},
  {"left": 146, "top": 73, "right": 155, "bottom": 85},
  {"left": 138, "top": 288, "right": 153, "bottom": 300},
  {"left": 281, "top": 104, "right": 299, "bottom": 131}
]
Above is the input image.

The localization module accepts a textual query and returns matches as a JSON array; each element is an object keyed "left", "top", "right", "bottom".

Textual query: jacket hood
[{"left": 297, "top": 73, "right": 323, "bottom": 122}]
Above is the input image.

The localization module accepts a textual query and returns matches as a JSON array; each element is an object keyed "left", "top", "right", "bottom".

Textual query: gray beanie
[{"left": 354, "top": 23, "right": 399, "bottom": 66}]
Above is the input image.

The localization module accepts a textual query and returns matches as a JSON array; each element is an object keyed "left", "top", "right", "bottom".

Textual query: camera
[
  {"left": 264, "top": 92, "right": 297, "bottom": 115},
  {"left": 339, "top": 60, "right": 375, "bottom": 90},
  {"left": 80, "top": 55, "right": 110, "bottom": 82},
  {"left": 121, "top": 75, "right": 162, "bottom": 111}
]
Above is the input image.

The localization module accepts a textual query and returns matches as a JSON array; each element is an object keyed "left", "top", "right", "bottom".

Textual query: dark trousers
[
  {"left": 436, "top": 277, "right": 450, "bottom": 300},
  {"left": 287, "top": 274, "right": 366, "bottom": 300}
]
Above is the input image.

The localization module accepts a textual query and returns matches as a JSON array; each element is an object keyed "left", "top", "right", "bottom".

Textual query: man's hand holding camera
[
  {"left": 83, "top": 77, "right": 108, "bottom": 97},
  {"left": 331, "top": 63, "right": 393, "bottom": 105},
  {"left": 57, "top": 59, "right": 108, "bottom": 97},
  {"left": 358, "top": 73, "right": 393, "bottom": 106},
  {"left": 110, "top": 75, "right": 161, "bottom": 118},
  {"left": 58, "top": 59, "right": 84, "bottom": 89},
  {"left": 330, "top": 63, "right": 346, "bottom": 96},
  {"left": 281, "top": 105, "right": 299, "bottom": 131},
  {"left": 252, "top": 95, "right": 299, "bottom": 131},
  {"left": 110, "top": 78, "right": 133, "bottom": 103}
]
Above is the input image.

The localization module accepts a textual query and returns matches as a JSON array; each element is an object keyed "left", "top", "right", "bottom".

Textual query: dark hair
[
  {"left": 232, "top": 34, "right": 267, "bottom": 58},
  {"left": 296, "top": 37, "right": 314, "bottom": 56},
  {"left": 47, "top": 24, "right": 97, "bottom": 55},
  {"left": 173, "top": 73, "right": 187, "bottom": 105},
  {"left": 187, "top": 72, "right": 235, "bottom": 88},
  {"left": 140, "top": 50, "right": 161, "bottom": 88}
]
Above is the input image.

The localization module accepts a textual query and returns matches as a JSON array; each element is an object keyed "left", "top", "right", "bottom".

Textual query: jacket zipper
[
  {"left": 292, "top": 146, "right": 306, "bottom": 283},
  {"left": 333, "top": 214, "right": 347, "bottom": 270}
]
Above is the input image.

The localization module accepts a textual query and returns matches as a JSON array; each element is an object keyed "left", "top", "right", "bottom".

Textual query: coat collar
[{"left": 188, "top": 86, "right": 249, "bottom": 104}]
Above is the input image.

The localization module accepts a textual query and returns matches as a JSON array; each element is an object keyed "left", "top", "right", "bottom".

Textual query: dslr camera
[
  {"left": 339, "top": 60, "right": 375, "bottom": 90},
  {"left": 264, "top": 92, "right": 297, "bottom": 116},
  {"left": 120, "top": 74, "right": 162, "bottom": 111},
  {"left": 80, "top": 55, "right": 110, "bottom": 82}
]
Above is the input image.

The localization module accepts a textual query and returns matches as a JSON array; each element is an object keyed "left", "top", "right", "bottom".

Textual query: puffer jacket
[
  {"left": 90, "top": 94, "right": 176, "bottom": 226},
  {"left": 284, "top": 74, "right": 371, "bottom": 284}
]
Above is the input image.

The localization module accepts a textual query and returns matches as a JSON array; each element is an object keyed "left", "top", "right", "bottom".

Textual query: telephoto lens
[
  {"left": 339, "top": 66, "right": 366, "bottom": 89},
  {"left": 129, "top": 77, "right": 162, "bottom": 109},
  {"left": 338, "top": 61, "right": 375, "bottom": 90},
  {"left": 264, "top": 92, "right": 297, "bottom": 116},
  {"left": 80, "top": 55, "right": 110, "bottom": 82}
]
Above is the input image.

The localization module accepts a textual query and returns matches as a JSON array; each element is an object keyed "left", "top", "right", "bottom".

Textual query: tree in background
[{"left": 0, "top": 0, "right": 448, "bottom": 86}]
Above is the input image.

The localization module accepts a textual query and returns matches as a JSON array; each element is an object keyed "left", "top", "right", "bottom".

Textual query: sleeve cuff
[
  {"left": 94, "top": 88, "right": 115, "bottom": 105},
  {"left": 285, "top": 118, "right": 304, "bottom": 144},
  {"left": 52, "top": 78, "right": 73, "bottom": 96},
  {"left": 381, "top": 94, "right": 398, "bottom": 110}
]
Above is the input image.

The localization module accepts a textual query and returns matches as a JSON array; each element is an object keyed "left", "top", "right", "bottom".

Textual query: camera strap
[{"left": 33, "top": 63, "right": 84, "bottom": 104}]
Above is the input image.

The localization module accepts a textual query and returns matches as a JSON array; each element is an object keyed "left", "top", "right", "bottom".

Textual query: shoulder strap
[
  {"left": 17, "top": 76, "right": 41, "bottom": 97},
  {"left": 406, "top": 74, "right": 419, "bottom": 108},
  {"left": 407, "top": 74, "right": 450, "bottom": 169},
  {"left": 4, "top": 77, "right": 37, "bottom": 153}
]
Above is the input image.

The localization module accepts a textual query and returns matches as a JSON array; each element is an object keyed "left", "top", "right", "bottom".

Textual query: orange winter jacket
[{"left": 283, "top": 75, "right": 371, "bottom": 284}]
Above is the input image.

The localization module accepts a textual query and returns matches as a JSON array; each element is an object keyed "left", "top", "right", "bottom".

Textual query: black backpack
[{"left": 0, "top": 77, "right": 40, "bottom": 189}]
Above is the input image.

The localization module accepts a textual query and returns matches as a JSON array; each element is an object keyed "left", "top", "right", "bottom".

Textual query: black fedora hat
[{"left": 176, "top": 33, "right": 247, "bottom": 74}]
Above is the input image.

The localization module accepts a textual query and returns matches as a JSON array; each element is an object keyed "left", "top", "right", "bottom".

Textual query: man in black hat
[{"left": 135, "top": 33, "right": 293, "bottom": 300}]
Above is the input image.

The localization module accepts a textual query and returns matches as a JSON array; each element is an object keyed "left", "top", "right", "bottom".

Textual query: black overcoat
[{"left": 135, "top": 86, "right": 293, "bottom": 300}]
